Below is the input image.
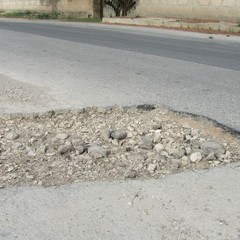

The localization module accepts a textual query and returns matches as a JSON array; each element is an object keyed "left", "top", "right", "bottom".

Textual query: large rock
[{"left": 200, "top": 141, "right": 225, "bottom": 156}]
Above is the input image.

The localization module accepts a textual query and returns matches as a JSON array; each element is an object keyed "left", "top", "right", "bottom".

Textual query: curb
[{"left": 102, "top": 17, "right": 240, "bottom": 34}]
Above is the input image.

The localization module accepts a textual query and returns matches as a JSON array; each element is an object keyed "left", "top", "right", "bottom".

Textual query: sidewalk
[
  {"left": 102, "top": 17, "right": 240, "bottom": 34},
  {"left": 1, "top": 162, "right": 240, "bottom": 240}
]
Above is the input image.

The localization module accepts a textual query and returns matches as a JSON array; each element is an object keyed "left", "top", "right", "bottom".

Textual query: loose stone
[
  {"left": 124, "top": 170, "right": 137, "bottom": 179},
  {"left": 37, "top": 146, "right": 47, "bottom": 154},
  {"left": 200, "top": 141, "right": 225, "bottom": 156},
  {"left": 190, "top": 152, "right": 202, "bottom": 163},
  {"left": 148, "top": 164, "right": 157, "bottom": 172},
  {"left": 152, "top": 123, "right": 162, "bottom": 130},
  {"left": 75, "top": 145, "right": 85, "bottom": 155},
  {"left": 110, "top": 129, "right": 127, "bottom": 140},
  {"left": 185, "top": 146, "right": 192, "bottom": 155},
  {"left": 88, "top": 144, "right": 109, "bottom": 159},
  {"left": 205, "top": 152, "right": 216, "bottom": 161},
  {"left": 28, "top": 149, "right": 36, "bottom": 157},
  {"left": 154, "top": 143, "right": 164, "bottom": 152},
  {"left": 139, "top": 138, "right": 154, "bottom": 150},
  {"left": 169, "top": 149, "right": 185, "bottom": 158},
  {"left": 100, "top": 129, "right": 111, "bottom": 141},
  {"left": 112, "top": 139, "right": 119, "bottom": 146},
  {"left": 56, "top": 133, "right": 69, "bottom": 140},
  {"left": 5, "top": 132, "right": 19, "bottom": 140},
  {"left": 58, "top": 145, "right": 73, "bottom": 155}
]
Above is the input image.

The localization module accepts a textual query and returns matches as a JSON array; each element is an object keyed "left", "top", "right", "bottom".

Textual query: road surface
[
  {"left": 0, "top": 19, "right": 240, "bottom": 240},
  {"left": 1, "top": 162, "right": 240, "bottom": 240},
  {"left": 0, "top": 19, "right": 239, "bottom": 131}
]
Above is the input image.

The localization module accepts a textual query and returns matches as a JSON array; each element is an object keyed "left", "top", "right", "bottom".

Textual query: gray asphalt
[
  {"left": 0, "top": 19, "right": 240, "bottom": 131},
  {"left": 0, "top": 20, "right": 240, "bottom": 70},
  {"left": 1, "top": 162, "right": 240, "bottom": 240},
  {"left": 0, "top": 19, "right": 240, "bottom": 240}
]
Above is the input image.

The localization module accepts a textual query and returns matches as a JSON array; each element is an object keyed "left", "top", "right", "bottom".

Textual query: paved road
[
  {"left": 0, "top": 19, "right": 239, "bottom": 131},
  {"left": 0, "top": 19, "right": 240, "bottom": 240},
  {"left": 1, "top": 162, "right": 240, "bottom": 240}
]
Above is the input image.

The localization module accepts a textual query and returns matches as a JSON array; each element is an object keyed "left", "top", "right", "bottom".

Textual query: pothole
[{"left": 0, "top": 106, "right": 239, "bottom": 188}]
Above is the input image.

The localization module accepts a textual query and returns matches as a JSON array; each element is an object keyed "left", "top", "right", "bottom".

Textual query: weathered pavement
[
  {"left": 0, "top": 19, "right": 240, "bottom": 239},
  {"left": 0, "top": 19, "right": 240, "bottom": 131},
  {"left": 1, "top": 163, "right": 240, "bottom": 240}
]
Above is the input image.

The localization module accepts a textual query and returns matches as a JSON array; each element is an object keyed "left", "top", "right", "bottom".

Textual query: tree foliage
[{"left": 105, "top": 0, "right": 136, "bottom": 17}]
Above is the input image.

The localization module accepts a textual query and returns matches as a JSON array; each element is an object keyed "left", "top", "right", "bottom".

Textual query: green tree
[{"left": 105, "top": 0, "right": 136, "bottom": 17}]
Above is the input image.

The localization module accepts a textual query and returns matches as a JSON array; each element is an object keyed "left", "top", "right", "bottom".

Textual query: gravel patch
[
  {"left": 0, "top": 73, "right": 56, "bottom": 113},
  {"left": 0, "top": 106, "right": 239, "bottom": 188}
]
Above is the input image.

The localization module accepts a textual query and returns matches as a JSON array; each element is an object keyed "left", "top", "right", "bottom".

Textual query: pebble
[
  {"left": 12, "top": 142, "right": 23, "bottom": 150},
  {"left": 127, "top": 126, "right": 135, "bottom": 131},
  {"left": 5, "top": 132, "right": 19, "bottom": 140},
  {"left": 169, "top": 149, "right": 185, "bottom": 158},
  {"left": 88, "top": 144, "right": 109, "bottom": 159},
  {"left": 124, "top": 170, "right": 137, "bottom": 179},
  {"left": 184, "top": 134, "right": 191, "bottom": 141},
  {"left": 110, "top": 129, "right": 127, "bottom": 140},
  {"left": 205, "top": 151, "right": 216, "bottom": 161},
  {"left": 75, "top": 145, "right": 85, "bottom": 155},
  {"left": 56, "top": 133, "right": 69, "bottom": 140},
  {"left": 147, "top": 164, "right": 157, "bottom": 172},
  {"left": 152, "top": 123, "right": 162, "bottom": 130},
  {"left": 112, "top": 139, "right": 119, "bottom": 146},
  {"left": 181, "top": 156, "right": 189, "bottom": 165},
  {"left": 154, "top": 143, "right": 164, "bottom": 152},
  {"left": 185, "top": 146, "right": 192, "bottom": 155},
  {"left": 154, "top": 130, "right": 162, "bottom": 143},
  {"left": 139, "top": 138, "right": 154, "bottom": 150},
  {"left": 37, "top": 145, "right": 47, "bottom": 154},
  {"left": 100, "top": 128, "right": 111, "bottom": 141},
  {"left": 28, "top": 149, "right": 36, "bottom": 157},
  {"left": 58, "top": 145, "right": 73, "bottom": 155},
  {"left": 127, "top": 132, "right": 133, "bottom": 138},
  {"left": 7, "top": 166, "right": 14, "bottom": 172}
]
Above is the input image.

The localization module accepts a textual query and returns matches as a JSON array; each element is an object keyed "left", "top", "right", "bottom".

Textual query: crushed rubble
[{"left": 0, "top": 106, "right": 239, "bottom": 188}]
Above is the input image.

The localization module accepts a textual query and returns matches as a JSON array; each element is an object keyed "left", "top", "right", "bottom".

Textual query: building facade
[
  {"left": 136, "top": 0, "right": 240, "bottom": 21},
  {"left": 0, "top": 0, "right": 101, "bottom": 18}
]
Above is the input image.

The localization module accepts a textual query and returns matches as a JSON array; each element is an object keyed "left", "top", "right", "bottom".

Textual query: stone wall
[
  {"left": 136, "top": 0, "right": 240, "bottom": 21},
  {"left": 0, "top": 0, "right": 100, "bottom": 17}
]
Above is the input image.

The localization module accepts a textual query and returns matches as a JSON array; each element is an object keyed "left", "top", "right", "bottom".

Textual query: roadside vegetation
[
  {"left": 105, "top": 0, "right": 136, "bottom": 16},
  {"left": 0, "top": 11, "right": 102, "bottom": 22}
]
